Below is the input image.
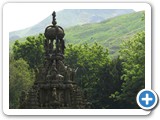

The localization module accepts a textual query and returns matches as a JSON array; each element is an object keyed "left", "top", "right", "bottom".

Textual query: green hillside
[
  {"left": 9, "top": 9, "right": 134, "bottom": 40},
  {"left": 64, "top": 11, "right": 145, "bottom": 57},
  {"left": 10, "top": 11, "right": 144, "bottom": 57}
]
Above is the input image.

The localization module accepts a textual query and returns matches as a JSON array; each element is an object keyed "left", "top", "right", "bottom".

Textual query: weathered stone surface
[{"left": 19, "top": 11, "right": 89, "bottom": 109}]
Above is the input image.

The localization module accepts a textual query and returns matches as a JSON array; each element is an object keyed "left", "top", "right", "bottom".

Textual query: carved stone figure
[
  {"left": 72, "top": 67, "right": 78, "bottom": 82},
  {"left": 52, "top": 87, "right": 58, "bottom": 102},
  {"left": 56, "top": 74, "right": 64, "bottom": 81},
  {"left": 66, "top": 66, "right": 72, "bottom": 81}
]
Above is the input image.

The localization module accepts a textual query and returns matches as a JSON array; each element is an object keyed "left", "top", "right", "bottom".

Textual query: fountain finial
[{"left": 52, "top": 11, "right": 57, "bottom": 25}]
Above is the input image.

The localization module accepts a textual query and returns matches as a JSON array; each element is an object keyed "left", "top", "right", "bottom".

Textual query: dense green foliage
[
  {"left": 12, "top": 34, "right": 45, "bottom": 70},
  {"left": 9, "top": 55, "right": 34, "bottom": 108},
  {"left": 93, "top": 57, "right": 123, "bottom": 108},
  {"left": 64, "top": 43, "right": 111, "bottom": 105},
  {"left": 110, "top": 31, "right": 145, "bottom": 108}
]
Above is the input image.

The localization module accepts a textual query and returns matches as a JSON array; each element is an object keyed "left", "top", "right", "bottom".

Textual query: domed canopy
[{"left": 44, "top": 11, "right": 65, "bottom": 40}]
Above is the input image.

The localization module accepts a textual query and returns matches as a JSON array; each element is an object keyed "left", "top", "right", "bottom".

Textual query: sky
[
  {"left": 3, "top": 3, "right": 145, "bottom": 32},
  {"left": 4, "top": 3, "right": 63, "bottom": 32}
]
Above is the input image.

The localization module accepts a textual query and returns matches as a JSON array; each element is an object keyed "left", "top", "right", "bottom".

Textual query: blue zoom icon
[{"left": 137, "top": 89, "right": 158, "bottom": 110}]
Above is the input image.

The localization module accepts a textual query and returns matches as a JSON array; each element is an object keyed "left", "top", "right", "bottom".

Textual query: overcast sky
[{"left": 3, "top": 3, "right": 145, "bottom": 32}]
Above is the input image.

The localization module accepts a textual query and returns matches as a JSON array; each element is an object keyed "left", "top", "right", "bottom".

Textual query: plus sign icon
[{"left": 137, "top": 89, "right": 158, "bottom": 110}]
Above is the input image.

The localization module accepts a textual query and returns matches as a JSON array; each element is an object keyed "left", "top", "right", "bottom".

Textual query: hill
[
  {"left": 10, "top": 11, "right": 144, "bottom": 57},
  {"left": 9, "top": 9, "right": 134, "bottom": 41},
  {"left": 64, "top": 11, "right": 145, "bottom": 57}
]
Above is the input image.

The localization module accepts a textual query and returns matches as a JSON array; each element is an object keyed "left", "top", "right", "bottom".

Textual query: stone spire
[
  {"left": 19, "top": 11, "right": 90, "bottom": 109},
  {"left": 52, "top": 11, "right": 57, "bottom": 26}
]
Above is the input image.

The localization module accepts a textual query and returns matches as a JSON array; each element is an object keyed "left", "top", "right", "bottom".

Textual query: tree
[
  {"left": 93, "top": 56, "right": 123, "bottom": 108},
  {"left": 9, "top": 54, "right": 34, "bottom": 108},
  {"left": 12, "top": 34, "right": 44, "bottom": 70},
  {"left": 110, "top": 31, "right": 145, "bottom": 108},
  {"left": 65, "top": 43, "right": 111, "bottom": 105}
]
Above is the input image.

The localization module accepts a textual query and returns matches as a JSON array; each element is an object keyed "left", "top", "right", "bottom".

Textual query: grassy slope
[
  {"left": 64, "top": 11, "right": 145, "bottom": 57},
  {"left": 9, "top": 9, "right": 134, "bottom": 40},
  {"left": 10, "top": 11, "right": 144, "bottom": 57}
]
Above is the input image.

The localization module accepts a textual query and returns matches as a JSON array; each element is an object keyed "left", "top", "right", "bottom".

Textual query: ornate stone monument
[{"left": 19, "top": 11, "right": 90, "bottom": 109}]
